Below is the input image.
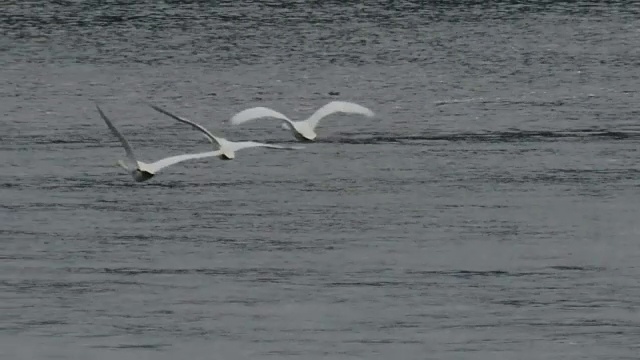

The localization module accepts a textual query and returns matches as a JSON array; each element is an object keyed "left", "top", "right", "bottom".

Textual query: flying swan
[
  {"left": 147, "top": 103, "right": 303, "bottom": 159},
  {"left": 229, "top": 101, "right": 375, "bottom": 142},
  {"left": 96, "top": 104, "right": 221, "bottom": 182}
]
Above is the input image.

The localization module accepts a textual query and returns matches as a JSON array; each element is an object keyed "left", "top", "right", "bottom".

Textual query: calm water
[{"left": 2, "top": 1, "right": 640, "bottom": 359}]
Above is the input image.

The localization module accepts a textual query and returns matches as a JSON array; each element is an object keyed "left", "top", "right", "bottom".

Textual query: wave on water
[
  {"left": 325, "top": 129, "right": 640, "bottom": 144},
  {"left": 5, "top": 129, "right": 639, "bottom": 147}
]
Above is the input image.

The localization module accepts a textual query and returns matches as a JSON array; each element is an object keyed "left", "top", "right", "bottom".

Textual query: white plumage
[
  {"left": 96, "top": 105, "right": 221, "bottom": 182},
  {"left": 147, "top": 103, "right": 304, "bottom": 160},
  {"left": 230, "top": 101, "right": 375, "bottom": 141}
]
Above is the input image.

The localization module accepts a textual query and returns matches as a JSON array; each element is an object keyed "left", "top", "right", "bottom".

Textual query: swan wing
[
  {"left": 147, "top": 103, "right": 224, "bottom": 148},
  {"left": 96, "top": 104, "right": 138, "bottom": 169},
  {"left": 144, "top": 151, "right": 222, "bottom": 173},
  {"left": 306, "top": 101, "right": 375, "bottom": 130},
  {"left": 227, "top": 141, "right": 304, "bottom": 152},
  {"left": 230, "top": 107, "right": 294, "bottom": 126}
]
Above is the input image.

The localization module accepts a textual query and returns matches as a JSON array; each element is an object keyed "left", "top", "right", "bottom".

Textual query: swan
[
  {"left": 96, "top": 104, "right": 221, "bottom": 182},
  {"left": 147, "top": 103, "right": 303, "bottom": 160},
  {"left": 229, "top": 101, "right": 375, "bottom": 142}
]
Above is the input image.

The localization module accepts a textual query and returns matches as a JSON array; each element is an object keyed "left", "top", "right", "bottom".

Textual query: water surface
[{"left": 2, "top": 1, "right": 640, "bottom": 359}]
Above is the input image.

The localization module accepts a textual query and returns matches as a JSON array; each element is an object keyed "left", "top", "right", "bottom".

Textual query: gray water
[{"left": 2, "top": 1, "right": 640, "bottom": 359}]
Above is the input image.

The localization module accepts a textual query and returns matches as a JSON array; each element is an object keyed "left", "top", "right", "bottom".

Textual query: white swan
[
  {"left": 229, "top": 101, "right": 375, "bottom": 142},
  {"left": 147, "top": 103, "right": 303, "bottom": 160},
  {"left": 96, "top": 105, "right": 221, "bottom": 182}
]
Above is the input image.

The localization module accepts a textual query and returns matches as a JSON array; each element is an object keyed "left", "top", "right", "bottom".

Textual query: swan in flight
[
  {"left": 229, "top": 101, "right": 375, "bottom": 142},
  {"left": 96, "top": 105, "right": 220, "bottom": 182},
  {"left": 147, "top": 103, "right": 303, "bottom": 160}
]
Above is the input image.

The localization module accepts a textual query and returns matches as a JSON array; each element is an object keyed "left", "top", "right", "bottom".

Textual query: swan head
[
  {"left": 133, "top": 169, "right": 154, "bottom": 182},
  {"left": 295, "top": 130, "right": 316, "bottom": 142},
  {"left": 117, "top": 160, "right": 129, "bottom": 170},
  {"left": 302, "top": 133, "right": 316, "bottom": 141},
  {"left": 292, "top": 123, "right": 316, "bottom": 142},
  {"left": 218, "top": 151, "right": 235, "bottom": 160}
]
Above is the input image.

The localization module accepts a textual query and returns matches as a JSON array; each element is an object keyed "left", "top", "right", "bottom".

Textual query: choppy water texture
[{"left": 2, "top": 1, "right": 640, "bottom": 359}]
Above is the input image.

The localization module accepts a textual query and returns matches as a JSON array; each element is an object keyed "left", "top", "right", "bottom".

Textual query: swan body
[
  {"left": 97, "top": 105, "right": 221, "bottom": 182},
  {"left": 229, "top": 101, "right": 375, "bottom": 141},
  {"left": 147, "top": 103, "right": 304, "bottom": 157}
]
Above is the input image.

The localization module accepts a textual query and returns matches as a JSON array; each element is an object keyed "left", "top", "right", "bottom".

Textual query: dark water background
[{"left": 2, "top": 1, "right": 640, "bottom": 359}]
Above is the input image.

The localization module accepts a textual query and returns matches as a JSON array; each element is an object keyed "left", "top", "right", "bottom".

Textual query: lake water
[{"left": 2, "top": 1, "right": 640, "bottom": 359}]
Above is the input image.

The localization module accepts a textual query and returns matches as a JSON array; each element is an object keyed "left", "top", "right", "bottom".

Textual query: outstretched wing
[
  {"left": 147, "top": 103, "right": 224, "bottom": 148},
  {"left": 144, "top": 150, "right": 222, "bottom": 173},
  {"left": 96, "top": 104, "right": 138, "bottom": 169},
  {"left": 230, "top": 107, "right": 295, "bottom": 127},
  {"left": 227, "top": 141, "right": 304, "bottom": 152},
  {"left": 306, "top": 101, "right": 375, "bottom": 130}
]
